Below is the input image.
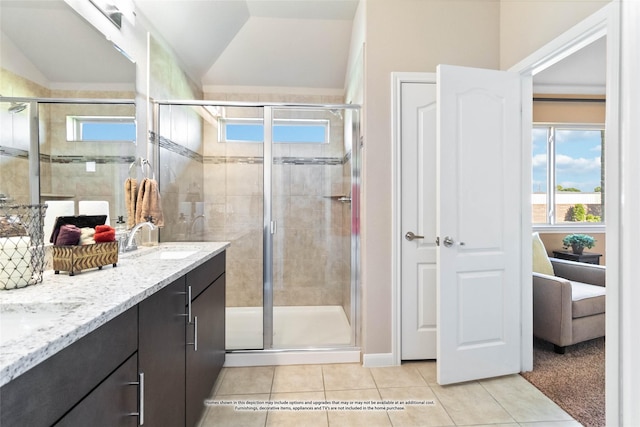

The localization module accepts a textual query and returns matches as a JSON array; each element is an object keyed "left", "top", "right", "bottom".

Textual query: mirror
[{"left": 0, "top": 0, "right": 136, "bottom": 228}]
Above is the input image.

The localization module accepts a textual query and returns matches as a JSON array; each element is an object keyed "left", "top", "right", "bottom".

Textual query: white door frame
[
  {"left": 391, "top": 2, "right": 621, "bottom": 394},
  {"left": 391, "top": 72, "right": 436, "bottom": 366},
  {"left": 508, "top": 4, "right": 620, "bottom": 425}
]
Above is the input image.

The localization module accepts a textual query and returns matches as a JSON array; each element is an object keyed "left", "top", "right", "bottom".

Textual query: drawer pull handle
[
  {"left": 128, "top": 372, "right": 145, "bottom": 425},
  {"left": 187, "top": 316, "right": 198, "bottom": 351}
]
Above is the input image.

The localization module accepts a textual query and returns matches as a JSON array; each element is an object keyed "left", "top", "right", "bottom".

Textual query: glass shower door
[{"left": 269, "top": 107, "right": 354, "bottom": 349}]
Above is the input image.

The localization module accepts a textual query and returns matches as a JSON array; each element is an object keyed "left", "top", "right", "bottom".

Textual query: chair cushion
[
  {"left": 571, "top": 281, "right": 606, "bottom": 318},
  {"left": 532, "top": 232, "right": 554, "bottom": 276}
]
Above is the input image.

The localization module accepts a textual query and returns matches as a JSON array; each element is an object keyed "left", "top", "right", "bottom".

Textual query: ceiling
[
  {"left": 133, "top": 0, "right": 359, "bottom": 89},
  {"left": 0, "top": 0, "right": 136, "bottom": 87},
  {"left": 1, "top": 0, "right": 605, "bottom": 93}
]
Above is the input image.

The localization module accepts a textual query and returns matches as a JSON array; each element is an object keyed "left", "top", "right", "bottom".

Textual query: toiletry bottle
[
  {"left": 143, "top": 216, "right": 159, "bottom": 246},
  {"left": 115, "top": 216, "right": 127, "bottom": 252}
]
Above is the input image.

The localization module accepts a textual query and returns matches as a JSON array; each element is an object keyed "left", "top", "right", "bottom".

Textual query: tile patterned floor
[{"left": 198, "top": 361, "right": 581, "bottom": 427}]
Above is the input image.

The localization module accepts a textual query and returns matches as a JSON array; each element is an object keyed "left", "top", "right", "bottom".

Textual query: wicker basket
[
  {"left": 52, "top": 241, "right": 118, "bottom": 276},
  {"left": 50, "top": 215, "right": 118, "bottom": 276}
]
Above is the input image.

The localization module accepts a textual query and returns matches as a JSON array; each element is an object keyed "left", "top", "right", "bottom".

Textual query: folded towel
[
  {"left": 135, "top": 178, "right": 164, "bottom": 227},
  {"left": 80, "top": 237, "right": 96, "bottom": 245},
  {"left": 95, "top": 225, "right": 112, "bottom": 233},
  {"left": 95, "top": 230, "right": 116, "bottom": 243},
  {"left": 80, "top": 227, "right": 95, "bottom": 238},
  {"left": 125, "top": 178, "right": 138, "bottom": 229},
  {"left": 55, "top": 224, "right": 81, "bottom": 246}
]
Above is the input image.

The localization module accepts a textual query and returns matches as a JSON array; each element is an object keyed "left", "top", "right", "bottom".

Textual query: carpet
[{"left": 521, "top": 337, "right": 605, "bottom": 427}]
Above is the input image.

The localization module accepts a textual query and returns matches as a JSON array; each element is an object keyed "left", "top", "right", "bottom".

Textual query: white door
[
  {"left": 436, "top": 64, "right": 522, "bottom": 385},
  {"left": 401, "top": 81, "right": 438, "bottom": 359}
]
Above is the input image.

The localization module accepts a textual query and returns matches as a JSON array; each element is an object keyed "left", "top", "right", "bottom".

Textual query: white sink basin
[{"left": 0, "top": 302, "right": 81, "bottom": 344}]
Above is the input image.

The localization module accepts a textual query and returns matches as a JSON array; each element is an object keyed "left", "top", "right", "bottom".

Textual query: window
[
  {"left": 66, "top": 116, "right": 136, "bottom": 142},
  {"left": 220, "top": 118, "right": 329, "bottom": 144},
  {"left": 532, "top": 125, "right": 605, "bottom": 226}
]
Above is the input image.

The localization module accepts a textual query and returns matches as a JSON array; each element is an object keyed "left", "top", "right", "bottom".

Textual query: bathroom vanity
[{"left": 0, "top": 242, "right": 229, "bottom": 427}]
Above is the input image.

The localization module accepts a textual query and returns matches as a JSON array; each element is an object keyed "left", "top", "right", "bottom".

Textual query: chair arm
[
  {"left": 532, "top": 272, "right": 574, "bottom": 346},
  {"left": 550, "top": 258, "right": 606, "bottom": 287}
]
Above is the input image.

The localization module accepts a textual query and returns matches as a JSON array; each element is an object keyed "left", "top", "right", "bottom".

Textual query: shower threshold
[{"left": 226, "top": 305, "right": 352, "bottom": 350}]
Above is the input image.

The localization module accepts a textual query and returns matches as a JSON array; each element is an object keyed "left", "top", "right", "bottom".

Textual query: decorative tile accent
[
  {"left": 0, "top": 145, "right": 135, "bottom": 165},
  {"left": 149, "top": 131, "right": 203, "bottom": 163}
]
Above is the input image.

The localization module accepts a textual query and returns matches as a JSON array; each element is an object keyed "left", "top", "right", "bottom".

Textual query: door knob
[
  {"left": 442, "top": 236, "right": 465, "bottom": 247},
  {"left": 405, "top": 231, "right": 425, "bottom": 241}
]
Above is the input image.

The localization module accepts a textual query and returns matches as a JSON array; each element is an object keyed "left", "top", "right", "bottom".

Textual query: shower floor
[{"left": 226, "top": 305, "right": 352, "bottom": 350}]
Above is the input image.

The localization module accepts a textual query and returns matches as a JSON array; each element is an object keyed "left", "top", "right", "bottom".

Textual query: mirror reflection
[{"left": 0, "top": 0, "right": 136, "bottom": 229}]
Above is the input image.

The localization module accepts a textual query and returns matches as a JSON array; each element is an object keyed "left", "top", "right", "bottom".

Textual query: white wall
[{"left": 361, "top": 0, "right": 500, "bottom": 356}]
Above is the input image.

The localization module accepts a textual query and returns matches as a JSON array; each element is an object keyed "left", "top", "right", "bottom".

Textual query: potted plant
[{"left": 562, "top": 234, "right": 596, "bottom": 255}]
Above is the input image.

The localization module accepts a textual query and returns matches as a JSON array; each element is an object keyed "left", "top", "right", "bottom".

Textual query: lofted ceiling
[
  {"left": 0, "top": 0, "right": 135, "bottom": 88},
  {"left": 1, "top": 0, "right": 605, "bottom": 94},
  {"left": 133, "top": 0, "right": 359, "bottom": 90}
]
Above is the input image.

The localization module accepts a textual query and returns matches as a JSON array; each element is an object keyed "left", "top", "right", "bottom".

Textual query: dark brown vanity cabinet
[
  {"left": 138, "top": 251, "right": 226, "bottom": 427},
  {"left": 186, "top": 253, "right": 226, "bottom": 427},
  {"left": 138, "top": 276, "right": 187, "bottom": 426},
  {"left": 0, "top": 308, "right": 139, "bottom": 427},
  {"left": 0, "top": 250, "right": 226, "bottom": 427}
]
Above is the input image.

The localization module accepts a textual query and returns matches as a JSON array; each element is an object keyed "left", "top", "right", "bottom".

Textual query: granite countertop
[{"left": 0, "top": 241, "right": 230, "bottom": 387}]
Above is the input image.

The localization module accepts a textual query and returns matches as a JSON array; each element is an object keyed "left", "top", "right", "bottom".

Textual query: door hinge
[{"left": 270, "top": 220, "right": 277, "bottom": 234}]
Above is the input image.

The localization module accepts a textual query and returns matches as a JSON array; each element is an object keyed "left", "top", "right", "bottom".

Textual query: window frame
[
  {"left": 66, "top": 115, "right": 136, "bottom": 142},
  {"left": 218, "top": 117, "right": 330, "bottom": 144},
  {"left": 532, "top": 122, "right": 606, "bottom": 232}
]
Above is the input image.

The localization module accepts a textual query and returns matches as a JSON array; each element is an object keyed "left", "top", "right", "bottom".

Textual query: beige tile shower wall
[
  {"left": 157, "top": 111, "right": 204, "bottom": 241},
  {"left": 1, "top": 69, "right": 50, "bottom": 204},
  {"left": 201, "top": 92, "right": 351, "bottom": 309},
  {"left": 43, "top": 99, "right": 136, "bottom": 225}
]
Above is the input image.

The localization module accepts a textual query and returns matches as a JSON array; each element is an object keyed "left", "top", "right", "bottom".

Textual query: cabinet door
[
  {"left": 186, "top": 273, "right": 225, "bottom": 427},
  {"left": 139, "top": 277, "right": 187, "bottom": 427},
  {"left": 55, "top": 353, "right": 138, "bottom": 427}
]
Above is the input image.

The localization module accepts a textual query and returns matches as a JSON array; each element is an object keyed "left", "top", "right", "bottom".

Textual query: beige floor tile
[
  {"left": 325, "top": 389, "right": 392, "bottom": 427},
  {"left": 370, "top": 365, "right": 428, "bottom": 388},
  {"left": 379, "top": 386, "right": 455, "bottom": 427},
  {"left": 480, "top": 375, "right": 574, "bottom": 423},
  {"left": 430, "top": 381, "right": 516, "bottom": 425},
  {"left": 267, "top": 391, "right": 328, "bottom": 427},
  {"left": 272, "top": 364, "right": 324, "bottom": 393},
  {"left": 216, "top": 366, "right": 274, "bottom": 395},
  {"left": 199, "top": 394, "right": 269, "bottom": 427},
  {"left": 409, "top": 361, "right": 438, "bottom": 385},
  {"left": 323, "top": 363, "right": 377, "bottom": 390}
]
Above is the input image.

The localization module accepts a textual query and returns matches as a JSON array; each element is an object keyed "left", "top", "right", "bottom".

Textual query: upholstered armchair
[{"left": 532, "top": 233, "right": 606, "bottom": 354}]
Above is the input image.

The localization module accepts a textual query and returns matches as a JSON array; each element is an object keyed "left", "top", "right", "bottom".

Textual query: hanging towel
[
  {"left": 125, "top": 178, "right": 138, "bottom": 229},
  {"left": 135, "top": 178, "right": 165, "bottom": 227}
]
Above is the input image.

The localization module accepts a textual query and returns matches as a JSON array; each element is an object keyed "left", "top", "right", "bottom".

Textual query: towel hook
[{"left": 128, "top": 157, "right": 155, "bottom": 180}]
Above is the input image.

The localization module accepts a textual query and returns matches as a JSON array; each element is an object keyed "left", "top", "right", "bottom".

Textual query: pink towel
[
  {"left": 135, "top": 178, "right": 164, "bottom": 227},
  {"left": 55, "top": 224, "right": 81, "bottom": 246}
]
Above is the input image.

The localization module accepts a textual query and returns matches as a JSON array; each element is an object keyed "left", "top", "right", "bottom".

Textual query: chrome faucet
[
  {"left": 188, "top": 215, "right": 206, "bottom": 239},
  {"left": 124, "top": 221, "right": 157, "bottom": 252}
]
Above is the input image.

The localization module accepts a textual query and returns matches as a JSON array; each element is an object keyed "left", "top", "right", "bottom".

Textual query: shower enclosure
[{"left": 154, "top": 101, "right": 360, "bottom": 355}]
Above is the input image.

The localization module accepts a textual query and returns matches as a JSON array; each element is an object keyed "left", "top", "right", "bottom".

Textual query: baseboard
[
  {"left": 362, "top": 352, "right": 396, "bottom": 367},
  {"left": 224, "top": 349, "right": 361, "bottom": 367}
]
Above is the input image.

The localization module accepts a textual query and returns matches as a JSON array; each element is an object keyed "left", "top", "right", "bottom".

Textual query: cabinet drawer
[
  {"left": 187, "top": 251, "right": 225, "bottom": 299},
  {"left": 55, "top": 353, "right": 139, "bottom": 427},
  {"left": 0, "top": 307, "right": 138, "bottom": 427}
]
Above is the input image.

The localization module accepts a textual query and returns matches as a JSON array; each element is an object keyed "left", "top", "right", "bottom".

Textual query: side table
[{"left": 552, "top": 250, "right": 602, "bottom": 265}]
